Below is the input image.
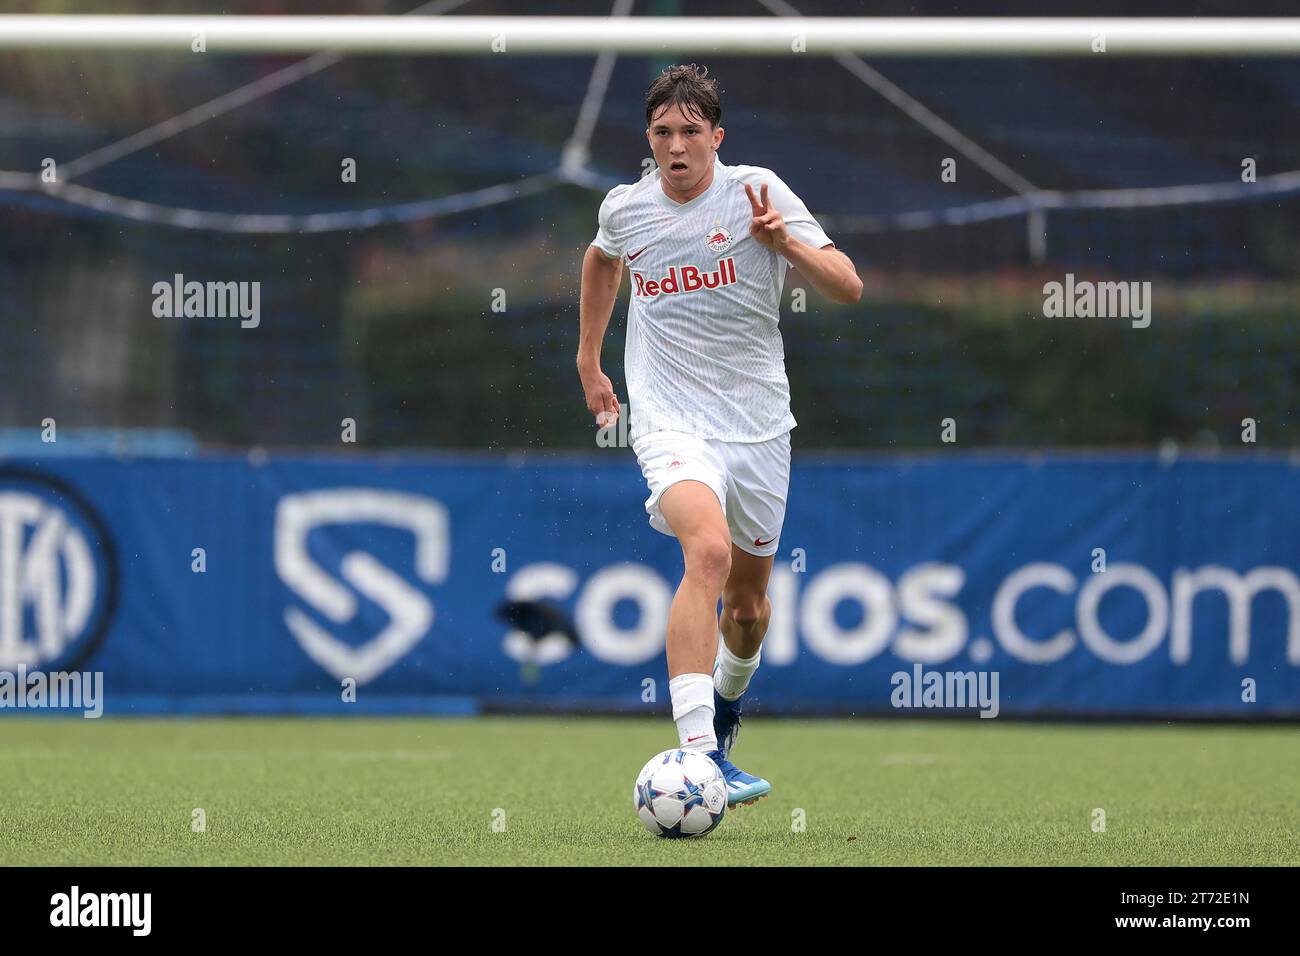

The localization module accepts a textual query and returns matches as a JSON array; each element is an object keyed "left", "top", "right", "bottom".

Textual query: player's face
[{"left": 647, "top": 103, "right": 723, "bottom": 190}]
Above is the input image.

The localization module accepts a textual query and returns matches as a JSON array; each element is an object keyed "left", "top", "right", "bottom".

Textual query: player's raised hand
[{"left": 743, "top": 181, "right": 788, "bottom": 250}]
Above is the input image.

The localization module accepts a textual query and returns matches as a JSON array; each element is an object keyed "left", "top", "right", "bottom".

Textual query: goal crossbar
[{"left": 1, "top": 16, "right": 1299, "bottom": 56}]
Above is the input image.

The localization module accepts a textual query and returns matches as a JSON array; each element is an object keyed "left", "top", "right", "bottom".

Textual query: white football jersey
[{"left": 591, "top": 152, "right": 832, "bottom": 443}]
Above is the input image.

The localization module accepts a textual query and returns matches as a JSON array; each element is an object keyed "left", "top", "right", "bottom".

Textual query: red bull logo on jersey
[{"left": 632, "top": 258, "right": 737, "bottom": 299}]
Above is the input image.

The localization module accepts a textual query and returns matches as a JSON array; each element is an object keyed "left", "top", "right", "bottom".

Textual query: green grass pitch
[{"left": 1, "top": 717, "right": 1295, "bottom": 866}]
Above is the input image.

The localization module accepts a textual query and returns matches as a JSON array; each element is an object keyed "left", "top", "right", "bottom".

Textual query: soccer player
[{"left": 578, "top": 64, "right": 862, "bottom": 806}]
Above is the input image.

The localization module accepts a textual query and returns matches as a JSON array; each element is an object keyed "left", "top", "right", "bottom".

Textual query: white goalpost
[{"left": 0, "top": 16, "right": 1299, "bottom": 56}]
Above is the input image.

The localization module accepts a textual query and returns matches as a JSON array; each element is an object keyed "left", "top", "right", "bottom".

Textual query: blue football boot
[{"left": 706, "top": 749, "right": 771, "bottom": 807}]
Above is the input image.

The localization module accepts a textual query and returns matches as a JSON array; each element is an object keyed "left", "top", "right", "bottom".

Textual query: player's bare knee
[
  {"left": 683, "top": 536, "right": 732, "bottom": 591},
  {"left": 725, "top": 592, "right": 769, "bottom": 628}
]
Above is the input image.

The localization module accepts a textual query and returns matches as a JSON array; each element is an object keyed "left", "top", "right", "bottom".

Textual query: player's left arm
[
  {"left": 744, "top": 181, "right": 862, "bottom": 304},
  {"left": 782, "top": 240, "right": 862, "bottom": 305}
]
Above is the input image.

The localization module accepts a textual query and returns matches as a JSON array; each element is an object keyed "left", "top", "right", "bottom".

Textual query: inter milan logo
[
  {"left": 705, "top": 222, "right": 733, "bottom": 253},
  {"left": 0, "top": 469, "right": 118, "bottom": 672}
]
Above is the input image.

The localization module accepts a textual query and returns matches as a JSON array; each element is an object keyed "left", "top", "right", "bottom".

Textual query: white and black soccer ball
[{"left": 633, "top": 749, "right": 727, "bottom": 838}]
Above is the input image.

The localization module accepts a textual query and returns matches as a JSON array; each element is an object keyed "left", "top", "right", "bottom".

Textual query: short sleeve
[
  {"left": 764, "top": 172, "right": 833, "bottom": 269},
  {"left": 591, "top": 184, "right": 628, "bottom": 260}
]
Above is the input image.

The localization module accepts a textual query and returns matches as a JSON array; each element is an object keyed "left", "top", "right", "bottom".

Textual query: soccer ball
[{"left": 633, "top": 749, "right": 727, "bottom": 838}]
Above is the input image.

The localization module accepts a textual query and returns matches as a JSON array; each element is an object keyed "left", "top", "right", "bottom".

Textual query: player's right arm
[{"left": 577, "top": 243, "right": 623, "bottom": 425}]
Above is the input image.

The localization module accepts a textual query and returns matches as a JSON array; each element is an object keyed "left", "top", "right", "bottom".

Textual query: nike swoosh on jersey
[{"left": 626, "top": 245, "right": 650, "bottom": 262}]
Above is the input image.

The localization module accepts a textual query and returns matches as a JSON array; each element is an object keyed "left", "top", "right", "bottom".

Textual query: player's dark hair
[{"left": 645, "top": 63, "right": 722, "bottom": 131}]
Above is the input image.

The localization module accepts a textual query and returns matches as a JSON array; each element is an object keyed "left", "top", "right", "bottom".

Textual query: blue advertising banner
[{"left": 0, "top": 452, "right": 1297, "bottom": 718}]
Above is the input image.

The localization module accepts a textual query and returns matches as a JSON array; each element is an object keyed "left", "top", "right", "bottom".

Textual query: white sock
[
  {"left": 669, "top": 673, "right": 717, "bottom": 752},
  {"left": 714, "top": 637, "right": 761, "bottom": 701}
]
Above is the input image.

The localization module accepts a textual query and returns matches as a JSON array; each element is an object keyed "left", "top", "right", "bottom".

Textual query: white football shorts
[{"left": 631, "top": 428, "right": 791, "bottom": 557}]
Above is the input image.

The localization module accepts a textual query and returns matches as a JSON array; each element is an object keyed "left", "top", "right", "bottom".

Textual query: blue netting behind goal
[{"left": 1, "top": 0, "right": 1298, "bottom": 450}]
